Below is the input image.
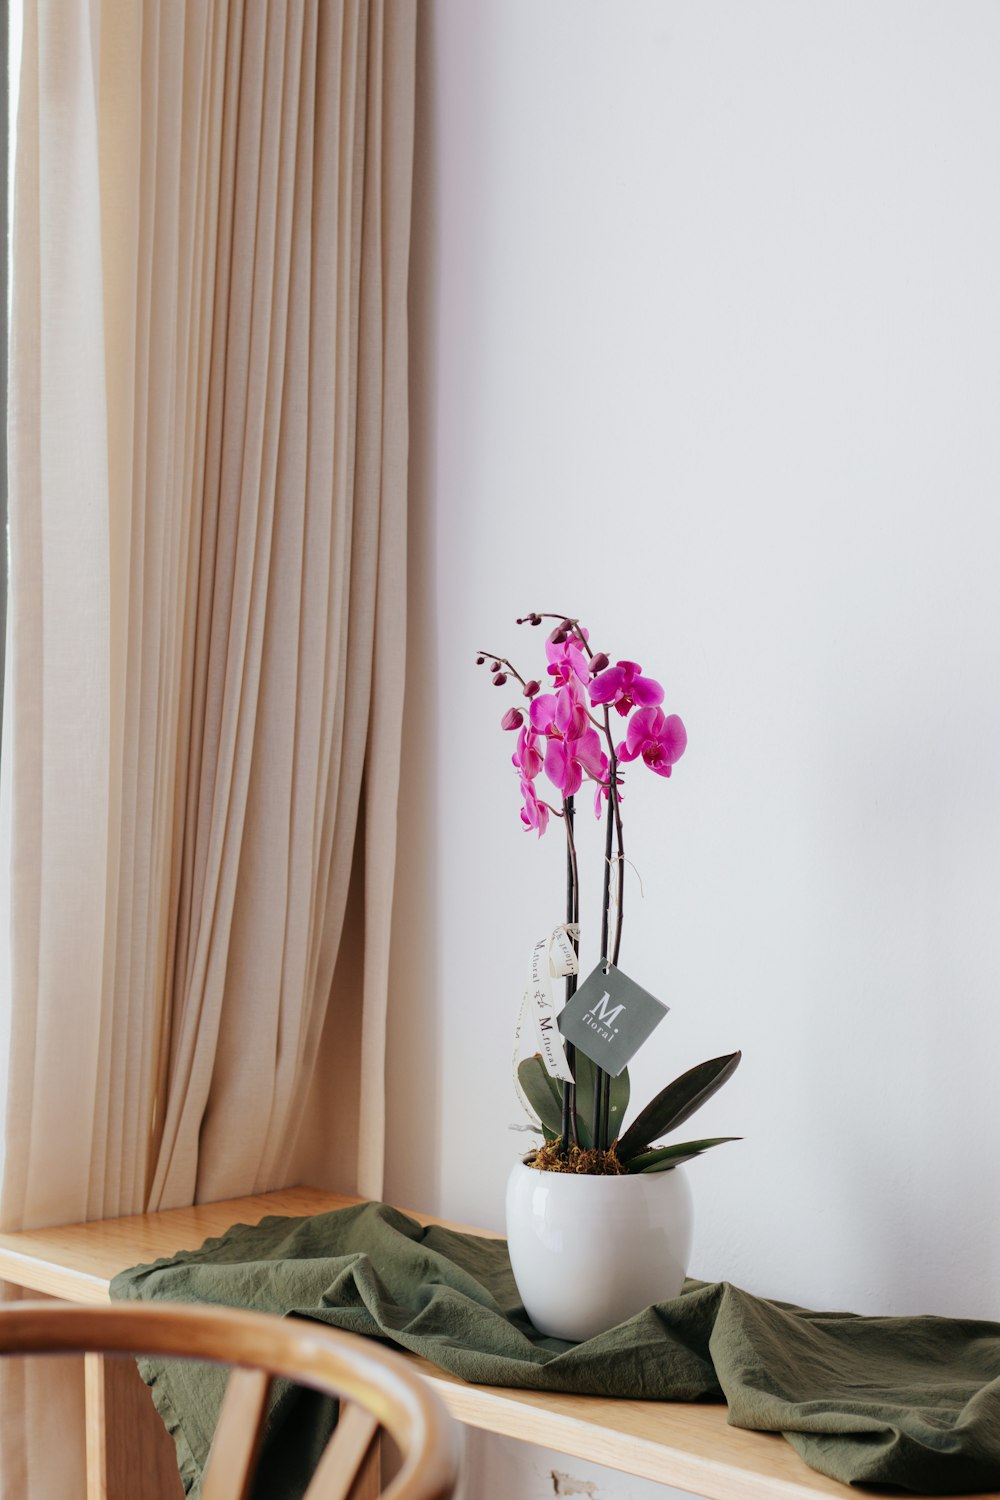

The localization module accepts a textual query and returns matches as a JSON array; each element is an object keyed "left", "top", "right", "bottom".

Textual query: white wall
[{"left": 389, "top": 2, "right": 1000, "bottom": 1491}]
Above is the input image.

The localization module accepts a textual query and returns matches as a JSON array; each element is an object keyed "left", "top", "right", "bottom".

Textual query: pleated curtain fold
[{"left": 1, "top": 0, "right": 414, "bottom": 1490}]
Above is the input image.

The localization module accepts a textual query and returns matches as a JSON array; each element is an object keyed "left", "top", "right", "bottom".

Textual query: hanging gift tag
[
  {"left": 557, "top": 961, "right": 669, "bottom": 1077},
  {"left": 512, "top": 925, "right": 579, "bottom": 1120}
]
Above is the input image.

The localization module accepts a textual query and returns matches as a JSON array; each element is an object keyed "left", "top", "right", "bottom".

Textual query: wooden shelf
[
  {"left": 0, "top": 1188, "right": 344, "bottom": 1305},
  {"left": 0, "top": 1188, "right": 987, "bottom": 1500}
]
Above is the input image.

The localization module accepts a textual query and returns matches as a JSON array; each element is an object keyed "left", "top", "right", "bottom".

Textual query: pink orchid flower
[
  {"left": 519, "top": 777, "right": 550, "bottom": 836},
  {"left": 544, "top": 727, "right": 607, "bottom": 798},
  {"left": 617, "top": 706, "right": 687, "bottom": 778},
  {"left": 545, "top": 629, "right": 590, "bottom": 690},
  {"left": 512, "top": 725, "right": 543, "bottom": 780},
  {"left": 590, "top": 660, "right": 664, "bottom": 717},
  {"left": 528, "top": 683, "right": 608, "bottom": 800},
  {"left": 593, "top": 774, "right": 622, "bottom": 818},
  {"left": 529, "top": 683, "right": 589, "bottom": 741}
]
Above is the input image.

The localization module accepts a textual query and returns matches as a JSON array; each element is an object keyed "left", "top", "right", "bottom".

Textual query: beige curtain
[{"left": 1, "top": 0, "right": 415, "bottom": 1491}]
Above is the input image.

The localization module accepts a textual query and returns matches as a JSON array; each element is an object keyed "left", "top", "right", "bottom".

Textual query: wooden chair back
[{"left": 0, "top": 1300, "right": 460, "bottom": 1500}]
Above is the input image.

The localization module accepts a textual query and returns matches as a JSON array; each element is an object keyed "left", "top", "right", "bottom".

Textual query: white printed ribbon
[{"left": 513, "top": 924, "right": 579, "bottom": 1125}]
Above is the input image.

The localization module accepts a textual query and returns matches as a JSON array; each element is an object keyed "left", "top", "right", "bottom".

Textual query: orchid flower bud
[
  {"left": 492, "top": 672, "right": 507, "bottom": 686},
  {"left": 501, "top": 707, "right": 524, "bottom": 731},
  {"left": 523, "top": 679, "right": 540, "bottom": 697},
  {"left": 590, "top": 652, "right": 610, "bottom": 673},
  {"left": 476, "top": 655, "right": 485, "bottom": 665}
]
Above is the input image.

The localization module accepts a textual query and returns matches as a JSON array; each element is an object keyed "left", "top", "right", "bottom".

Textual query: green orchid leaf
[
  {"left": 571, "top": 1055, "right": 630, "bottom": 1150},
  {"left": 629, "top": 1147, "right": 706, "bottom": 1173},
  {"left": 571, "top": 1083, "right": 593, "bottom": 1152},
  {"left": 626, "top": 1136, "right": 741, "bottom": 1173},
  {"left": 517, "top": 1054, "right": 564, "bottom": 1136},
  {"left": 616, "top": 1051, "right": 742, "bottom": 1162}
]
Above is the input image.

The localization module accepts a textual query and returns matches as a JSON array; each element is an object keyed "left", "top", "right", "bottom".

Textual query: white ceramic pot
[{"left": 505, "top": 1159, "right": 693, "bottom": 1342}]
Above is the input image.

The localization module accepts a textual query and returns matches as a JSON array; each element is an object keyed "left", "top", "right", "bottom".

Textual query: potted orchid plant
[{"left": 478, "top": 612, "right": 741, "bottom": 1340}]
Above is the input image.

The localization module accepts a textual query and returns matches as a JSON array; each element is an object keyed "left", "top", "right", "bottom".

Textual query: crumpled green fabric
[{"left": 109, "top": 1201, "right": 1000, "bottom": 1498}]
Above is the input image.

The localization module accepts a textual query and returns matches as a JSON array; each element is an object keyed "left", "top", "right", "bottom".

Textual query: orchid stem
[
  {"left": 608, "top": 748, "right": 625, "bottom": 967},
  {"left": 589, "top": 706, "right": 628, "bottom": 1149},
  {"left": 599, "top": 789, "right": 614, "bottom": 963},
  {"left": 605, "top": 725, "right": 626, "bottom": 1149},
  {"left": 592, "top": 762, "right": 616, "bottom": 1149},
  {"left": 476, "top": 650, "right": 527, "bottom": 689},
  {"left": 560, "top": 796, "right": 579, "bottom": 1153}
]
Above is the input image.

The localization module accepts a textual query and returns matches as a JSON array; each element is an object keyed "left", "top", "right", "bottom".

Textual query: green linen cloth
[{"left": 109, "top": 1201, "right": 1000, "bottom": 1498}]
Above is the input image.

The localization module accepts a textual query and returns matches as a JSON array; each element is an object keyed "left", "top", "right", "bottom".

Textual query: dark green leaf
[
  {"left": 517, "top": 1054, "right": 564, "bottom": 1136},
  {"left": 617, "top": 1051, "right": 742, "bottom": 1162},
  {"left": 635, "top": 1149, "right": 705, "bottom": 1173},
  {"left": 626, "top": 1136, "right": 741, "bottom": 1173}
]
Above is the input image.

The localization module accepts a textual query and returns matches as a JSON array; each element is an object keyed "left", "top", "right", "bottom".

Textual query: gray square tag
[{"left": 557, "top": 962, "right": 669, "bottom": 1077}]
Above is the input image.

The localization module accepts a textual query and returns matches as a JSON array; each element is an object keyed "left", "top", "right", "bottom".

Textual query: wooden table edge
[
  {"left": 0, "top": 1187, "right": 990, "bottom": 1500},
  {"left": 416, "top": 1370, "right": 840, "bottom": 1500},
  {"left": 0, "top": 1242, "right": 110, "bottom": 1302}
]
